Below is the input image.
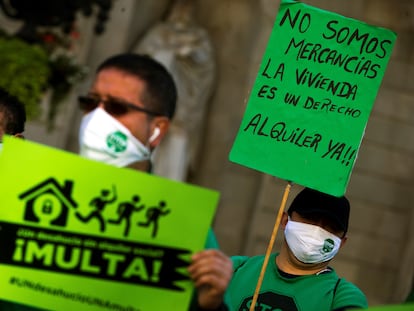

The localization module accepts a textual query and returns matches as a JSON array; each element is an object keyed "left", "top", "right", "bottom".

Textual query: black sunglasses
[{"left": 78, "top": 95, "right": 162, "bottom": 117}]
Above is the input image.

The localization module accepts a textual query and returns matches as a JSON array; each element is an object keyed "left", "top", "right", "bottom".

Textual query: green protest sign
[
  {"left": 0, "top": 136, "right": 219, "bottom": 310},
  {"left": 229, "top": 0, "right": 396, "bottom": 196},
  {"left": 354, "top": 303, "right": 414, "bottom": 311}
]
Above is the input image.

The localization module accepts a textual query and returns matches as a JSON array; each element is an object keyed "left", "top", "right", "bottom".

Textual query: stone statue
[{"left": 134, "top": 0, "right": 215, "bottom": 181}]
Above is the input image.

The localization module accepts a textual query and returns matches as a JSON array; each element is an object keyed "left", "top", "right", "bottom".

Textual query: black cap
[{"left": 288, "top": 188, "right": 350, "bottom": 233}]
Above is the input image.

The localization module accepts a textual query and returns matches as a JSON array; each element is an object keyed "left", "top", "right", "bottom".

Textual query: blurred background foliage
[{"left": 0, "top": 0, "right": 112, "bottom": 127}]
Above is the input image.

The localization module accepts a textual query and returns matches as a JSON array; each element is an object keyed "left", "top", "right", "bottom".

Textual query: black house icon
[{"left": 19, "top": 178, "right": 78, "bottom": 227}]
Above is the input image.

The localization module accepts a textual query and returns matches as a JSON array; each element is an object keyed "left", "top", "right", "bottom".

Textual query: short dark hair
[
  {"left": 97, "top": 53, "right": 177, "bottom": 119},
  {"left": 0, "top": 88, "right": 26, "bottom": 135},
  {"left": 288, "top": 187, "right": 350, "bottom": 234}
]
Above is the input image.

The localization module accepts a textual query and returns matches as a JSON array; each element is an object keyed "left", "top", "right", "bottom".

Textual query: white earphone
[{"left": 149, "top": 127, "right": 160, "bottom": 143}]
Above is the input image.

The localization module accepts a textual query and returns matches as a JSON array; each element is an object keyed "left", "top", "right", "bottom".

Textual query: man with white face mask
[
  {"left": 78, "top": 53, "right": 175, "bottom": 172},
  {"left": 77, "top": 53, "right": 232, "bottom": 311},
  {"left": 224, "top": 187, "right": 368, "bottom": 311}
]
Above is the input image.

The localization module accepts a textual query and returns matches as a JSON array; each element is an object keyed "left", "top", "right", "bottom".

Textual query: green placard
[
  {"left": 355, "top": 303, "right": 414, "bottom": 311},
  {"left": 229, "top": 0, "right": 396, "bottom": 196},
  {"left": 0, "top": 136, "right": 219, "bottom": 310}
]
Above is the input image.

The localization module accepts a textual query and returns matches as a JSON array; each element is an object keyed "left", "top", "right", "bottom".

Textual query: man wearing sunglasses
[
  {"left": 78, "top": 53, "right": 176, "bottom": 171},
  {"left": 77, "top": 53, "right": 232, "bottom": 311}
]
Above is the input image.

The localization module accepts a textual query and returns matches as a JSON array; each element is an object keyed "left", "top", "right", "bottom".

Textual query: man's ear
[
  {"left": 149, "top": 117, "right": 169, "bottom": 149},
  {"left": 148, "top": 127, "right": 160, "bottom": 143},
  {"left": 280, "top": 212, "right": 289, "bottom": 230},
  {"left": 339, "top": 235, "right": 348, "bottom": 249}
]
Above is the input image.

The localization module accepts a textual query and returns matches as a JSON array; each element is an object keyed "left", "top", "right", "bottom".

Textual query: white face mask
[
  {"left": 79, "top": 108, "right": 151, "bottom": 167},
  {"left": 284, "top": 218, "right": 342, "bottom": 264}
]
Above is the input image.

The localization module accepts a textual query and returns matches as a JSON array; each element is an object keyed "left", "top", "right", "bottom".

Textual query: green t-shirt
[
  {"left": 226, "top": 253, "right": 368, "bottom": 311},
  {"left": 205, "top": 228, "right": 219, "bottom": 249},
  {"left": 405, "top": 285, "right": 414, "bottom": 302}
]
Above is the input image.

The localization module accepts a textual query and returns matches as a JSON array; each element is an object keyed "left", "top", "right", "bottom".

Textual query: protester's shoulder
[
  {"left": 336, "top": 278, "right": 366, "bottom": 297},
  {"left": 334, "top": 277, "right": 368, "bottom": 309},
  {"left": 231, "top": 254, "right": 267, "bottom": 271}
]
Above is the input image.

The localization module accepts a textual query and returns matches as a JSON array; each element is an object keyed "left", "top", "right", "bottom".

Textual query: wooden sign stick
[{"left": 249, "top": 181, "right": 293, "bottom": 311}]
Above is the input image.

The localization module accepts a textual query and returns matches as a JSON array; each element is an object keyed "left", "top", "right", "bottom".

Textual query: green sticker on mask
[
  {"left": 322, "top": 238, "right": 335, "bottom": 253},
  {"left": 107, "top": 131, "right": 127, "bottom": 152}
]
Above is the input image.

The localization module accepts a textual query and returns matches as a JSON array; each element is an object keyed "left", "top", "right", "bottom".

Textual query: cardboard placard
[
  {"left": 0, "top": 137, "right": 219, "bottom": 310},
  {"left": 230, "top": 0, "right": 396, "bottom": 196}
]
